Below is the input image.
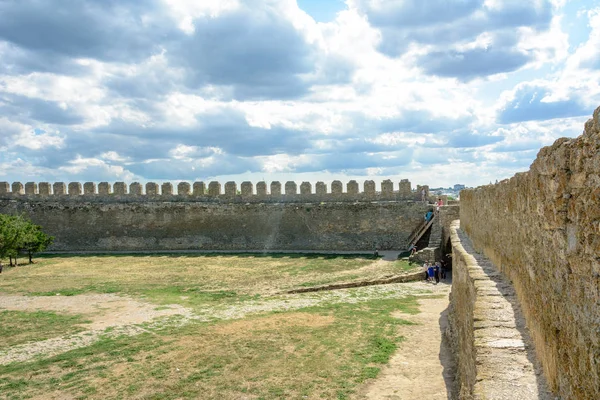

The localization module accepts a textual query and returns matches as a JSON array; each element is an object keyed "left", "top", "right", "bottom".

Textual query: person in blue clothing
[
  {"left": 425, "top": 210, "right": 433, "bottom": 222},
  {"left": 427, "top": 263, "right": 435, "bottom": 282},
  {"left": 434, "top": 263, "right": 440, "bottom": 284}
]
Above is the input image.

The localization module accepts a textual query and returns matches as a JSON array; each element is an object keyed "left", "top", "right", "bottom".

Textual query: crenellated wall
[
  {"left": 0, "top": 179, "right": 429, "bottom": 203},
  {"left": 0, "top": 179, "right": 431, "bottom": 252},
  {"left": 460, "top": 107, "right": 600, "bottom": 399}
]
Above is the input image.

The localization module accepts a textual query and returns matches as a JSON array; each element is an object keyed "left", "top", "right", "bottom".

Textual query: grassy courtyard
[{"left": 0, "top": 254, "right": 428, "bottom": 399}]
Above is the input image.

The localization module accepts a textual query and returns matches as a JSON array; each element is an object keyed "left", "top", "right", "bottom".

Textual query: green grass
[
  {"left": 0, "top": 296, "right": 419, "bottom": 400},
  {"left": 0, "top": 310, "right": 91, "bottom": 350},
  {"left": 0, "top": 254, "right": 427, "bottom": 399},
  {"left": 0, "top": 255, "right": 415, "bottom": 310}
]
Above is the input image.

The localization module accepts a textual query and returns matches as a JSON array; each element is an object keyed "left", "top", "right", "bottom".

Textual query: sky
[{"left": 1, "top": 0, "right": 599, "bottom": 189}]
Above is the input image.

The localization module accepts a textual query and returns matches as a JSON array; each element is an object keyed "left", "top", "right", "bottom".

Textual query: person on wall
[{"left": 425, "top": 210, "right": 433, "bottom": 222}]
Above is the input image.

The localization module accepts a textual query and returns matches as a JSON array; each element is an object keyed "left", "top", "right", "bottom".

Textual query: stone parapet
[
  {"left": 0, "top": 179, "right": 436, "bottom": 204},
  {"left": 459, "top": 106, "right": 600, "bottom": 399},
  {"left": 25, "top": 182, "right": 37, "bottom": 195},
  {"left": 447, "top": 221, "right": 552, "bottom": 399}
]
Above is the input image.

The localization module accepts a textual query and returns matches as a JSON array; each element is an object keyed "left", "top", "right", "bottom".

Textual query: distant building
[{"left": 453, "top": 184, "right": 466, "bottom": 191}]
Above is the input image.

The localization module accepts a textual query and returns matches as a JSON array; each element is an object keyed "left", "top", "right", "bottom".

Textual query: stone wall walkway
[{"left": 449, "top": 223, "right": 555, "bottom": 399}]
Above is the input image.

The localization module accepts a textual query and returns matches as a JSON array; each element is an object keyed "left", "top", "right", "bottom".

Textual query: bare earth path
[{"left": 359, "top": 282, "right": 455, "bottom": 400}]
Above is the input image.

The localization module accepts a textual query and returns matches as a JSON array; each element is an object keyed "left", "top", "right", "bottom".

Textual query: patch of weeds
[{"left": 0, "top": 310, "right": 91, "bottom": 349}]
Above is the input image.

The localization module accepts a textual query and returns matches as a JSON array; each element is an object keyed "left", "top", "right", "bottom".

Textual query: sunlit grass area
[
  {"left": 0, "top": 254, "right": 419, "bottom": 309},
  {"left": 0, "top": 298, "right": 420, "bottom": 400},
  {"left": 0, "top": 254, "right": 427, "bottom": 399}
]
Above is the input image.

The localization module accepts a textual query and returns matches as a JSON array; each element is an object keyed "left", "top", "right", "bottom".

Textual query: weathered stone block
[
  {"left": 98, "top": 182, "right": 111, "bottom": 195},
  {"left": 300, "top": 182, "right": 312, "bottom": 195},
  {"left": 316, "top": 181, "right": 327, "bottom": 195},
  {"left": 12, "top": 182, "right": 24, "bottom": 195},
  {"left": 256, "top": 181, "right": 267, "bottom": 196},
  {"left": 0, "top": 182, "right": 9, "bottom": 194},
  {"left": 241, "top": 182, "right": 253, "bottom": 197},
  {"left": 39, "top": 182, "right": 51, "bottom": 196},
  {"left": 381, "top": 179, "right": 394, "bottom": 195},
  {"left": 270, "top": 181, "right": 281, "bottom": 196},
  {"left": 331, "top": 180, "right": 343, "bottom": 194},
  {"left": 208, "top": 181, "right": 221, "bottom": 196},
  {"left": 178, "top": 182, "right": 191, "bottom": 196},
  {"left": 347, "top": 180, "right": 359, "bottom": 195},
  {"left": 224, "top": 182, "right": 237, "bottom": 197},
  {"left": 285, "top": 181, "right": 297, "bottom": 195},
  {"left": 25, "top": 182, "right": 38, "bottom": 195},
  {"left": 130, "top": 182, "right": 143, "bottom": 195},
  {"left": 53, "top": 182, "right": 66, "bottom": 196},
  {"left": 161, "top": 182, "right": 173, "bottom": 196},
  {"left": 114, "top": 182, "right": 127, "bottom": 195},
  {"left": 192, "top": 182, "right": 206, "bottom": 196},
  {"left": 68, "top": 182, "right": 82, "bottom": 196},
  {"left": 364, "top": 180, "right": 375, "bottom": 196},
  {"left": 84, "top": 182, "right": 96, "bottom": 195},
  {"left": 146, "top": 182, "right": 159, "bottom": 196},
  {"left": 399, "top": 179, "right": 412, "bottom": 197}
]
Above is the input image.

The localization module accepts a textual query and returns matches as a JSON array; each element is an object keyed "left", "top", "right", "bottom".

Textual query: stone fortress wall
[
  {"left": 0, "top": 179, "right": 429, "bottom": 203},
  {"left": 459, "top": 107, "right": 600, "bottom": 399},
  {"left": 0, "top": 179, "right": 432, "bottom": 252}
]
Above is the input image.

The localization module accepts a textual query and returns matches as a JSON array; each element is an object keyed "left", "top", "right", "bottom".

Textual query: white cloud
[{"left": 0, "top": 0, "right": 598, "bottom": 187}]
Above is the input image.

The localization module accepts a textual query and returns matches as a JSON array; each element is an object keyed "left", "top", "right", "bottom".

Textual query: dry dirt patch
[
  {"left": 212, "top": 312, "right": 334, "bottom": 335},
  {"left": 0, "top": 293, "right": 190, "bottom": 330},
  {"left": 0, "top": 293, "right": 193, "bottom": 365}
]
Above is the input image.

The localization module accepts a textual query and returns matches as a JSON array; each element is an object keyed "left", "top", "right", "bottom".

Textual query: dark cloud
[
  {"left": 104, "top": 71, "right": 178, "bottom": 100},
  {"left": 352, "top": 110, "right": 474, "bottom": 135},
  {"left": 497, "top": 85, "right": 593, "bottom": 124},
  {"left": 444, "top": 131, "right": 504, "bottom": 148},
  {"left": 95, "top": 110, "right": 314, "bottom": 157},
  {"left": 169, "top": 5, "right": 318, "bottom": 100},
  {"left": 0, "top": 94, "right": 84, "bottom": 125},
  {"left": 491, "top": 140, "right": 544, "bottom": 153},
  {"left": 0, "top": 43, "right": 89, "bottom": 76},
  {"left": 355, "top": 0, "right": 553, "bottom": 78},
  {"left": 485, "top": 2, "right": 552, "bottom": 30},
  {"left": 0, "top": 0, "right": 176, "bottom": 65},
  {"left": 126, "top": 156, "right": 260, "bottom": 181},
  {"left": 360, "top": 0, "right": 483, "bottom": 28},
  {"left": 419, "top": 47, "right": 530, "bottom": 81},
  {"left": 294, "top": 150, "right": 414, "bottom": 173}
]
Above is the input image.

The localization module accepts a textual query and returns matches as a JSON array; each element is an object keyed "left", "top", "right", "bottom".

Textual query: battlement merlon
[{"left": 0, "top": 180, "right": 434, "bottom": 203}]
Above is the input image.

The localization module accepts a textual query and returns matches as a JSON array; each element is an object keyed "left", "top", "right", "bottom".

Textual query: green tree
[
  {"left": 0, "top": 214, "right": 53, "bottom": 267},
  {"left": 0, "top": 214, "right": 21, "bottom": 266},
  {"left": 20, "top": 221, "right": 54, "bottom": 264}
]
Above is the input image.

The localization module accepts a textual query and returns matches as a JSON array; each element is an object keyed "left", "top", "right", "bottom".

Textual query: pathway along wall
[
  {"left": 460, "top": 107, "right": 600, "bottom": 399},
  {"left": 0, "top": 180, "right": 430, "bottom": 252}
]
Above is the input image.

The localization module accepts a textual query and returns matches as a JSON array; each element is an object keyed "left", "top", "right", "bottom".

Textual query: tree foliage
[{"left": 0, "top": 214, "right": 53, "bottom": 266}]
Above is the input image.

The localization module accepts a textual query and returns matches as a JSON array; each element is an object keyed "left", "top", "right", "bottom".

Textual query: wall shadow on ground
[{"left": 435, "top": 271, "right": 457, "bottom": 400}]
